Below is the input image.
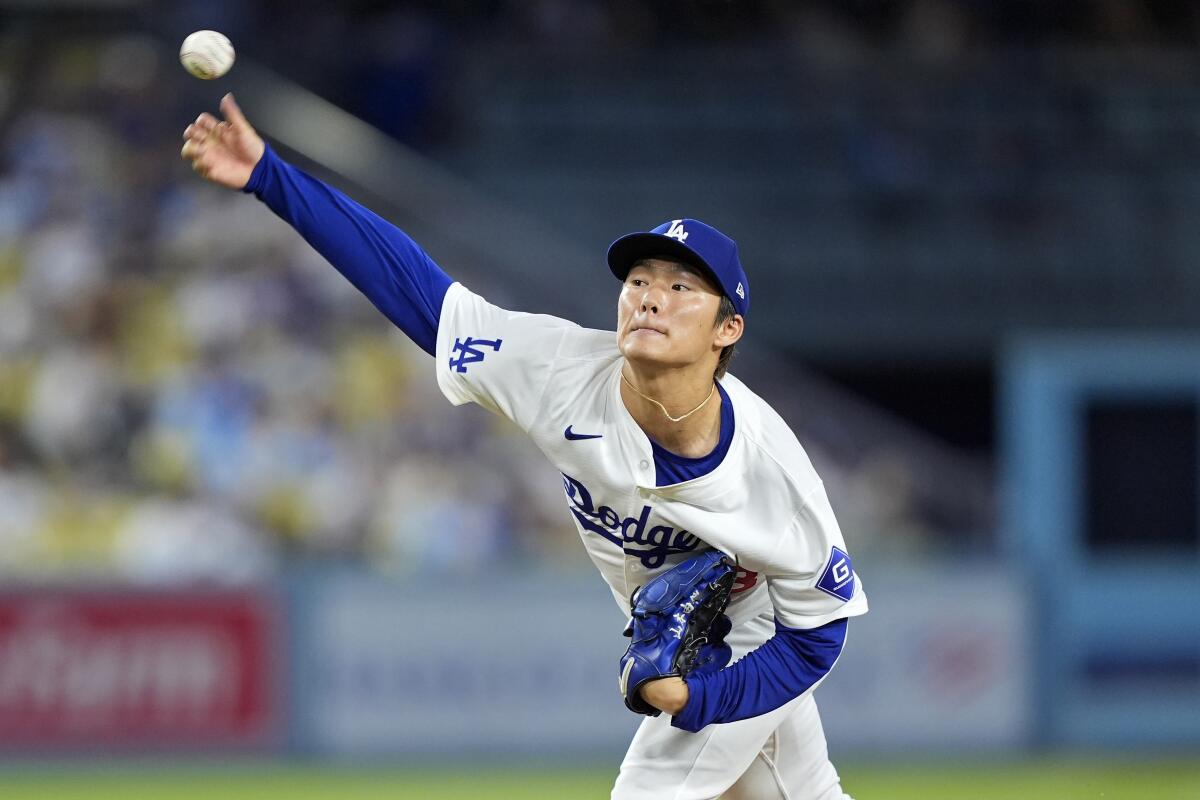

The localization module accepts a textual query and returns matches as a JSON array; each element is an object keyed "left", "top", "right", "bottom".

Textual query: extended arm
[{"left": 181, "top": 94, "right": 451, "bottom": 355}]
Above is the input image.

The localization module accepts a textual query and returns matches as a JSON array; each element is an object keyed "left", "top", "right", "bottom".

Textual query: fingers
[
  {"left": 180, "top": 139, "right": 205, "bottom": 163},
  {"left": 194, "top": 112, "right": 219, "bottom": 133},
  {"left": 182, "top": 97, "right": 247, "bottom": 143},
  {"left": 183, "top": 120, "right": 233, "bottom": 151},
  {"left": 220, "top": 93, "right": 250, "bottom": 130},
  {"left": 180, "top": 139, "right": 212, "bottom": 177},
  {"left": 180, "top": 97, "right": 254, "bottom": 185},
  {"left": 181, "top": 139, "right": 203, "bottom": 158}
]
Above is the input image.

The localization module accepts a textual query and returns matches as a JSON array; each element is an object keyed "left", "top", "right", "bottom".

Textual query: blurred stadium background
[{"left": 1, "top": 1, "right": 1199, "bottom": 798}]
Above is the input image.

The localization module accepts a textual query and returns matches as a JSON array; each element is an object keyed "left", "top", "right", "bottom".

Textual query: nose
[{"left": 639, "top": 284, "right": 664, "bottom": 315}]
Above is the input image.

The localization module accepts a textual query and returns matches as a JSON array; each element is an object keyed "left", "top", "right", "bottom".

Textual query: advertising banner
[
  {"left": 818, "top": 564, "right": 1031, "bottom": 751},
  {"left": 288, "top": 569, "right": 639, "bottom": 757},
  {"left": 0, "top": 590, "right": 280, "bottom": 750},
  {"left": 289, "top": 565, "right": 1031, "bottom": 757}
]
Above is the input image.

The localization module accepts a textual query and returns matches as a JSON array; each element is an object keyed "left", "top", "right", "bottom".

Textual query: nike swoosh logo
[{"left": 564, "top": 426, "right": 603, "bottom": 441}]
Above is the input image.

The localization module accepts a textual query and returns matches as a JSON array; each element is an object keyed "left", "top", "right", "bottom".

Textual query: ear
[{"left": 713, "top": 314, "right": 744, "bottom": 350}]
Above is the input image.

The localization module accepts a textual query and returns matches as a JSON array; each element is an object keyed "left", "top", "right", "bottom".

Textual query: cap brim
[{"left": 606, "top": 233, "right": 721, "bottom": 288}]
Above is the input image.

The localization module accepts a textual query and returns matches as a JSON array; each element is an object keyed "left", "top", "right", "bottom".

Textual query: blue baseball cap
[{"left": 607, "top": 218, "right": 749, "bottom": 318}]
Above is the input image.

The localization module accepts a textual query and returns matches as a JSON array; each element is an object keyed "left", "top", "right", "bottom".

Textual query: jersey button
[{"left": 639, "top": 460, "right": 650, "bottom": 471}]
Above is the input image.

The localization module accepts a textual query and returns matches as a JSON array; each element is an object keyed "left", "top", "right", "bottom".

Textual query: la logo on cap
[{"left": 665, "top": 220, "right": 688, "bottom": 243}]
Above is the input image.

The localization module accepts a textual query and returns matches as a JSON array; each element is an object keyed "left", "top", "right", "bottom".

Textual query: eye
[
  {"left": 629, "top": 278, "right": 646, "bottom": 287},
  {"left": 672, "top": 283, "right": 690, "bottom": 291}
]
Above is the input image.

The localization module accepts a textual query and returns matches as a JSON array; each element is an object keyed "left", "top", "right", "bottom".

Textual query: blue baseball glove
[{"left": 618, "top": 550, "right": 736, "bottom": 716}]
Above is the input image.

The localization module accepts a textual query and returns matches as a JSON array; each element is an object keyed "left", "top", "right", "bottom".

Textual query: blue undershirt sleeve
[
  {"left": 671, "top": 617, "right": 848, "bottom": 733},
  {"left": 242, "top": 143, "right": 453, "bottom": 356}
]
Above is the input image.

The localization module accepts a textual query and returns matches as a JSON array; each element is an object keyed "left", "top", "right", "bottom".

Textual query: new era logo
[{"left": 736, "top": 282, "right": 744, "bottom": 299}]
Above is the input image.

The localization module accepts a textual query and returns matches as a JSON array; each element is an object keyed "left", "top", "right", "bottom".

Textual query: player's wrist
[
  {"left": 640, "top": 676, "right": 689, "bottom": 715},
  {"left": 240, "top": 140, "right": 272, "bottom": 194}
]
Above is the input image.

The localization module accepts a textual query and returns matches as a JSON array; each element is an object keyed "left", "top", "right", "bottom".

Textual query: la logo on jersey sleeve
[
  {"left": 449, "top": 336, "right": 502, "bottom": 373},
  {"left": 816, "top": 546, "right": 856, "bottom": 602}
]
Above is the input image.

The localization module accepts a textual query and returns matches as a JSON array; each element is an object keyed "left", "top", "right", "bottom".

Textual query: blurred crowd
[
  {"left": 0, "top": 37, "right": 585, "bottom": 584},
  {"left": 0, "top": 17, "right": 998, "bottom": 585}
]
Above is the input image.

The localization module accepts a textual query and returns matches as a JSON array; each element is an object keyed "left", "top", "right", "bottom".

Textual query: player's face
[{"left": 617, "top": 259, "right": 735, "bottom": 372}]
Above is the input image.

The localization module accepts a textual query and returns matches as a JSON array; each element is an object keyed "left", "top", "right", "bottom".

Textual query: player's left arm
[
  {"left": 667, "top": 484, "right": 868, "bottom": 732},
  {"left": 665, "top": 617, "right": 848, "bottom": 731}
]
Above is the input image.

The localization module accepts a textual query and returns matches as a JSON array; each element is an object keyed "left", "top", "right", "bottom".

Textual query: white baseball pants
[{"left": 611, "top": 612, "right": 853, "bottom": 800}]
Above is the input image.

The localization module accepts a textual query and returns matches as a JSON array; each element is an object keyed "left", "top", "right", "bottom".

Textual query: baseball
[{"left": 179, "top": 30, "right": 235, "bottom": 80}]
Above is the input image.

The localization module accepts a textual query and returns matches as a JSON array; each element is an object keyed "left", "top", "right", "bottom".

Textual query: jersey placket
[
  {"left": 617, "top": 442, "right": 657, "bottom": 604},
  {"left": 610, "top": 368, "right": 659, "bottom": 602}
]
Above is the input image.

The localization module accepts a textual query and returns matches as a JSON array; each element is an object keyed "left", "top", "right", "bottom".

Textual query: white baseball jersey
[{"left": 435, "top": 283, "right": 868, "bottom": 634}]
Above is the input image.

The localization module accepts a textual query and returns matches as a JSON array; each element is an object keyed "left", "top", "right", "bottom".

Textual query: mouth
[{"left": 630, "top": 324, "right": 667, "bottom": 336}]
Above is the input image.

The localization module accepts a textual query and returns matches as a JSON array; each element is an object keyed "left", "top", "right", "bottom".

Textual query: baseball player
[{"left": 182, "top": 94, "right": 868, "bottom": 800}]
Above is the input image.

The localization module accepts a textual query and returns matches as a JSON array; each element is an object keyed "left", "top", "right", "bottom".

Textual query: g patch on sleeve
[{"left": 816, "top": 546, "right": 856, "bottom": 602}]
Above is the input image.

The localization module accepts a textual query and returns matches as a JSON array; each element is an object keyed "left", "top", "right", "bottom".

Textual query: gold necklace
[{"left": 621, "top": 372, "right": 716, "bottom": 424}]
